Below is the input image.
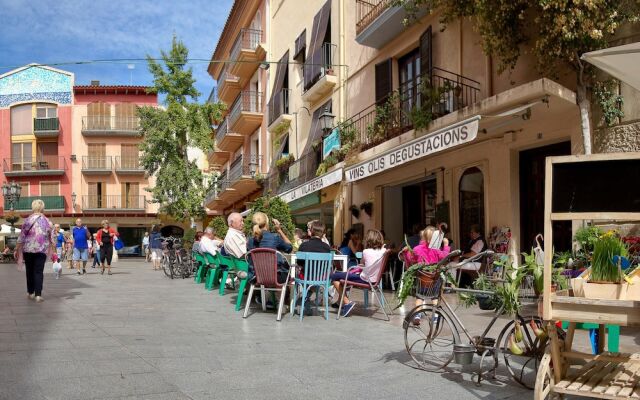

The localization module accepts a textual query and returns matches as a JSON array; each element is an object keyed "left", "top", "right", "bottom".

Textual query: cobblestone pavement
[{"left": 1, "top": 259, "right": 637, "bottom": 400}]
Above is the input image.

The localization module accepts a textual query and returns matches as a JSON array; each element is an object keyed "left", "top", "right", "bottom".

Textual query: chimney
[{"left": 90, "top": 80, "right": 100, "bottom": 86}]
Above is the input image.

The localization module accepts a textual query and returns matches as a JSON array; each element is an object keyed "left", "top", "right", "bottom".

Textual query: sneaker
[
  {"left": 28, "top": 293, "right": 35, "bottom": 300},
  {"left": 340, "top": 302, "right": 355, "bottom": 317},
  {"left": 108, "top": 271, "right": 112, "bottom": 275},
  {"left": 77, "top": 271, "right": 82, "bottom": 275},
  {"left": 82, "top": 269, "right": 86, "bottom": 275},
  {"left": 35, "top": 296, "right": 44, "bottom": 303}
]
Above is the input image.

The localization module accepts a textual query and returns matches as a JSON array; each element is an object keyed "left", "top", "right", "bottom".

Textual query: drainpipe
[{"left": 339, "top": 0, "right": 346, "bottom": 122}]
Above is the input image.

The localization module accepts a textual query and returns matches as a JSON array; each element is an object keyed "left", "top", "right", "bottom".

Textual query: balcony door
[
  {"left": 120, "top": 144, "right": 139, "bottom": 169},
  {"left": 121, "top": 182, "right": 139, "bottom": 209},
  {"left": 87, "top": 102, "right": 111, "bottom": 130},
  {"left": 115, "top": 103, "right": 136, "bottom": 130},
  {"left": 88, "top": 182, "right": 106, "bottom": 209},
  {"left": 398, "top": 49, "right": 421, "bottom": 128},
  {"left": 37, "top": 142, "right": 58, "bottom": 169},
  {"left": 11, "top": 142, "right": 32, "bottom": 171},
  {"left": 88, "top": 143, "right": 106, "bottom": 168}
]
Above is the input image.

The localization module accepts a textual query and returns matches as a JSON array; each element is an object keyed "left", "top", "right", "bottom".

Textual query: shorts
[
  {"left": 56, "top": 247, "right": 63, "bottom": 259},
  {"left": 73, "top": 248, "right": 89, "bottom": 261},
  {"left": 151, "top": 248, "right": 163, "bottom": 260}
]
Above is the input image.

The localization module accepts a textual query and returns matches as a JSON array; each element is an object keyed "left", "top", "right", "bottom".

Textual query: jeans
[
  {"left": 92, "top": 249, "right": 101, "bottom": 267},
  {"left": 24, "top": 252, "right": 46, "bottom": 296}
]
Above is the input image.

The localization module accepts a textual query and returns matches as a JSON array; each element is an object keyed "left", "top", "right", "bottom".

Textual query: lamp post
[
  {"left": 2, "top": 181, "right": 22, "bottom": 250},
  {"left": 71, "top": 192, "right": 77, "bottom": 215},
  {"left": 319, "top": 107, "right": 336, "bottom": 136}
]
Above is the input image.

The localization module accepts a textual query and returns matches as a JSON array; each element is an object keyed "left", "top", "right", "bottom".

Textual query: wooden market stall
[{"left": 535, "top": 152, "right": 640, "bottom": 399}]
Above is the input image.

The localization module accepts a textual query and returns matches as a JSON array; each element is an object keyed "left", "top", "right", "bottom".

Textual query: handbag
[{"left": 114, "top": 236, "right": 124, "bottom": 251}]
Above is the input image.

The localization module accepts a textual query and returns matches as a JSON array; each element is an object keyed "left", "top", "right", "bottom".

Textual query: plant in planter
[
  {"left": 522, "top": 248, "right": 544, "bottom": 296},
  {"left": 590, "top": 232, "right": 627, "bottom": 283},
  {"left": 458, "top": 274, "right": 499, "bottom": 310},
  {"left": 275, "top": 154, "right": 294, "bottom": 174},
  {"left": 349, "top": 205, "right": 360, "bottom": 219},
  {"left": 360, "top": 200, "right": 373, "bottom": 217}
]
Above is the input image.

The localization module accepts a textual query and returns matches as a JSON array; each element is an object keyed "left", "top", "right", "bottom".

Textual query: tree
[
  {"left": 394, "top": 0, "right": 640, "bottom": 154},
  {"left": 243, "top": 195, "right": 296, "bottom": 240},
  {"left": 138, "top": 36, "right": 225, "bottom": 220}
]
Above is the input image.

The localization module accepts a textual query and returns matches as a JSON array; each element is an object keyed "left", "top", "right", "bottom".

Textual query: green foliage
[
  {"left": 591, "top": 232, "right": 627, "bottom": 282},
  {"left": 271, "top": 120, "right": 291, "bottom": 138},
  {"left": 521, "top": 247, "right": 544, "bottom": 294},
  {"left": 183, "top": 228, "right": 196, "bottom": 251},
  {"left": 316, "top": 154, "right": 339, "bottom": 176},
  {"left": 594, "top": 79, "right": 624, "bottom": 126},
  {"left": 395, "top": 263, "right": 438, "bottom": 308},
  {"left": 243, "top": 195, "right": 295, "bottom": 240},
  {"left": 575, "top": 225, "right": 603, "bottom": 255},
  {"left": 139, "top": 36, "right": 225, "bottom": 221},
  {"left": 495, "top": 261, "right": 526, "bottom": 316},
  {"left": 275, "top": 154, "right": 295, "bottom": 172},
  {"left": 208, "top": 216, "right": 228, "bottom": 238}
]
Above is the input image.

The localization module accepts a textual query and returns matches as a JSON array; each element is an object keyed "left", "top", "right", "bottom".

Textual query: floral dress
[{"left": 17, "top": 213, "right": 55, "bottom": 254}]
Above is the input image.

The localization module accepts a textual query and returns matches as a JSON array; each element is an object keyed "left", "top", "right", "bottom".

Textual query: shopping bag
[{"left": 114, "top": 237, "right": 124, "bottom": 251}]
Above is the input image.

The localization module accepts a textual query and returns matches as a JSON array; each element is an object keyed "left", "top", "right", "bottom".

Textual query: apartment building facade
[
  {"left": 0, "top": 64, "right": 167, "bottom": 250},
  {"left": 204, "top": 0, "right": 269, "bottom": 219}
]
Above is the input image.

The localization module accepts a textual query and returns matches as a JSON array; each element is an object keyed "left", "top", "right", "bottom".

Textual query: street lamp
[
  {"left": 2, "top": 181, "right": 22, "bottom": 250},
  {"left": 319, "top": 107, "right": 335, "bottom": 136}
]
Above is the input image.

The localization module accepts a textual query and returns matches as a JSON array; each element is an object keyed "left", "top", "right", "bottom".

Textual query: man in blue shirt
[{"left": 72, "top": 218, "right": 91, "bottom": 275}]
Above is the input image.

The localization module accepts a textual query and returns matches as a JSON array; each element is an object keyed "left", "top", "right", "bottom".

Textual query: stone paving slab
[{"left": 1, "top": 259, "right": 638, "bottom": 399}]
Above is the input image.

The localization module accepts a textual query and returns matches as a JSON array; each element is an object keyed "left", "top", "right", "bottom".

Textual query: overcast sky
[{"left": 0, "top": 0, "right": 233, "bottom": 103}]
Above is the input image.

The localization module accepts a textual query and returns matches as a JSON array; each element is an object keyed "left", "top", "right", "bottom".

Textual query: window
[
  {"left": 87, "top": 102, "right": 111, "bottom": 129},
  {"left": 459, "top": 167, "right": 485, "bottom": 246},
  {"left": 40, "top": 182, "right": 60, "bottom": 196},
  {"left": 36, "top": 104, "right": 57, "bottom": 119},
  {"left": 11, "top": 142, "right": 32, "bottom": 171},
  {"left": 398, "top": 49, "right": 421, "bottom": 128},
  {"left": 37, "top": 143, "right": 59, "bottom": 168},
  {"left": 88, "top": 143, "right": 107, "bottom": 168},
  {"left": 121, "top": 182, "right": 140, "bottom": 208},
  {"left": 88, "top": 182, "right": 106, "bottom": 208},
  {"left": 114, "top": 103, "right": 137, "bottom": 130},
  {"left": 11, "top": 104, "right": 33, "bottom": 136},
  {"left": 18, "top": 182, "right": 30, "bottom": 196},
  {"left": 120, "top": 144, "right": 139, "bottom": 169}
]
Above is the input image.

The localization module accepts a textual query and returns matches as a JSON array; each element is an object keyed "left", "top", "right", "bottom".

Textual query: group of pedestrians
[{"left": 14, "top": 200, "right": 120, "bottom": 303}]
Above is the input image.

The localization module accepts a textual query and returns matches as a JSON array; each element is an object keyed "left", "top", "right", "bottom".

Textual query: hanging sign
[
  {"left": 323, "top": 128, "right": 340, "bottom": 159},
  {"left": 344, "top": 116, "right": 480, "bottom": 182},
  {"left": 280, "top": 168, "right": 343, "bottom": 203}
]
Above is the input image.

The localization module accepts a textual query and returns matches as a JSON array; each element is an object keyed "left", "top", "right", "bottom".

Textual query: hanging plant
[
  {"left": 349, "top": 205, "right": 360, "bottom": 219},
  {"left": 275, "top": 154, "right": 295, "bottom": 173},
  {"left": 360, "top": 200, "right": 373, "bottom": 217}
]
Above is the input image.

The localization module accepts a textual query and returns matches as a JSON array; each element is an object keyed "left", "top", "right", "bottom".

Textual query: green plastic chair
[
  {"left": 193, "top": 252, "right": 207, "bottom": 283},
  {"left": 204, "top": 253, "right": 222, "bottom": 291},
  {"left": 216, "top": 255, "right": 250, "bottom": 311}
]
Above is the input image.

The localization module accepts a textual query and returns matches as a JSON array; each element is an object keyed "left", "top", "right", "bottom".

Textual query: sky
[{"left": 0, "top": 0, "right": 234, "bottom": 103}]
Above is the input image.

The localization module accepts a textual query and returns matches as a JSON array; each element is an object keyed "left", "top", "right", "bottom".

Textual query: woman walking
[
  {"left": 14, "top": 199, "right": 55, "bottom": 302},
  {"left": 96, "top": 220, "right": 118, "bottom": 275}
]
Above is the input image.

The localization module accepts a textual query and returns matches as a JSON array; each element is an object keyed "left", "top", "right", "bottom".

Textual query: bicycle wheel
[
  {"left": 404, "top": 305, "right": 460, "bottom": 372},
  {"left": 162, "top": 255, "right": 173, "bottom": 279},
  {"left": 496, "top": 316, "right": 565, "bottom": 389}
]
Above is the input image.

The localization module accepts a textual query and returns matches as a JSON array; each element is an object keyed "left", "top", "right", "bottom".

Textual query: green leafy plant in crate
[{"left": 590, "top": 231, "right": 627, "bottom": 283}]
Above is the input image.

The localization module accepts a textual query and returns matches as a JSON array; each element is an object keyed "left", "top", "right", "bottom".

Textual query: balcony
[
  {"left": 217, "top": 68, "right": 241, "bottom": 106},
  {"left": 205, "top": 172, "right": 229, "bottom": 209},
  {"left": 82, "top": 195, "right": 146, "bottom": 212},
  {"left": 81, "top": 116, "right": 140, "bottom": 136},
  {"left": 268, "top": 88, "right": 293, "bottom": 129},
  {"left": 207, "top": 148, "right": 229, "bottom": 168},
  {"left": 355, "top": 0, "right": 428, "bottom": 49},
  {"left": 228, "top": 155, "right": 262, "bottom": 193},
  {"left": 215, "top": 118, "right": 244, "bottom": 153},
  {"left": 33, "top": 117, "right": 60, "bottom": 138},
  {"left": 228, "top": 28, "right": 266, "bottom": 82},
  {"left": 302, "top": 43, "right": 338, "bottom": 104},
  {"left": 265, "top": 152, "right": 319, "bottom": 195},
  {"left": 2, "top": 156, "right": 66, "bottom": 177},
  {"left": 81, "top": 156, "right": 113, "bottom": 175},
  {"left": 339, "top": 68, "right": 480, "bottom": 151},
  {"left": 6, "top": 195, "right": 65, "bottom": 212},
  {"left": 115, "top": 156, "right": 145, "bottom": 175},
  {"left": 228, "top": 91, "right": 264, "bottom": 134}
]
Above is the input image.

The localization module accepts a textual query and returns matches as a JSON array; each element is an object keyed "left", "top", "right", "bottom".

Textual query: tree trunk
[{"left": 576, "top": 80, "right": 592, "bottom": 155}]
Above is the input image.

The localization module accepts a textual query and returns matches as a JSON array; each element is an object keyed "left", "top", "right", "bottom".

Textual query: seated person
[
  {"left": 247, "top": 212, "right": 292, "bottom": 283},
  {"left": 401, "top": 226, "right": 450, "bottom": 325},
  {"left": 459, "top": 224, "right": 487, "bottom": 272},
  {"left": 191, "top": 231, "right": 204, "bottom": 254},
  {"left": 222, "top": 212, "right": 247, "bottom": 259},
  {"left": 297, "top": 220, "right": 331, "bottom": 272},
  {"left": 406, "top": 223, "right": 423, "bottom": 249},
  {"left": 199, "top": 228, "right": 221, "bottom": 257},
  {"left": 330, "top": 229, "right": 387, "bottom": 317}
]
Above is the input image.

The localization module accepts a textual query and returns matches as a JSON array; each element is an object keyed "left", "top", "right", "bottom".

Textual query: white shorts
[{"left": 151, "top": 248, "right": 163, "bottom": 260}]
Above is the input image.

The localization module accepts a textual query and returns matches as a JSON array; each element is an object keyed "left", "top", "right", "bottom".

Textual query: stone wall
[{"left": 594, "top": 120, "right": 640, "bottom": 153}]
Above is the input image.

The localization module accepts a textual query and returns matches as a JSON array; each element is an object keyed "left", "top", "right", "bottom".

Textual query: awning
[
  {"left": 582, "top": 43, "right": 640, "bottom": 91},
  {"left": 279, "top": 168, "right": 342, "bottom": 203}
]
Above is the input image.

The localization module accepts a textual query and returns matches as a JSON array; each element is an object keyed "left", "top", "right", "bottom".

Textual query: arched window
[
  {"left": 87, "top": 102, "right": 111, "bottom": 130},
  {"left": 459, "top": 167, "right": 485, "bottom": 246}
]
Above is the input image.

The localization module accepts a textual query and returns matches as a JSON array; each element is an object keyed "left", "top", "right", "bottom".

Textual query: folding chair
[{"left": 243, "top": 248, "right": 291, "bottom": 321}]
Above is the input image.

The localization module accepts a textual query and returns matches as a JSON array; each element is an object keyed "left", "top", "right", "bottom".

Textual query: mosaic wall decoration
[{"left": 0, "top": 65, "right": 72, "bottom": 108}]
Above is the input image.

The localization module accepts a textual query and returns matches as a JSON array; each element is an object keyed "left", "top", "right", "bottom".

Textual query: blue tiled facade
[{"left": 0, "top": 65, "right": 73, "bottom": 108}]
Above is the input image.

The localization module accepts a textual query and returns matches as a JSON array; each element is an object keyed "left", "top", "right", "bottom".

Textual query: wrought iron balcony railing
[
  {"left": 356, "top": 0, "right": 392, "bottom": 35},
  {"left": 6, "top": 195, "right": 65, "bottom": 211},
  {"left": 2, "top": 156, "right": 66, "bottom": 173},
  {"left": 81, "top": 156, "right": 113, "bottom": 170},
  {"left": 83, "top": 195, "right": 145, "bottom": 210},
  {"left": 81, "top": 116, "right": 140, "bottom": 133},
  {"left": 230, "top": 28, "right": 264, "bottom": 61},
  {"left": 303, "top": 42, "right": 337, "bottom": 92}
]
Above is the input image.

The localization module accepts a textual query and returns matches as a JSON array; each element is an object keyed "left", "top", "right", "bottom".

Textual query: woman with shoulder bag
[
  {"left": 14, "top": 199, "right": 56, "bottom": 302},
  {"left": 96, "top": 220, "right": 119, "bottom": 275}
]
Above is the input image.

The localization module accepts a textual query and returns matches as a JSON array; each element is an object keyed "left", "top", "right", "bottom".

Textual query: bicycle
[
  {"left": 161, "top": 237, "right": 192, "bottom": 279},
  {"left": 403, "top": 250, "right": 565, "bottom": 389}
]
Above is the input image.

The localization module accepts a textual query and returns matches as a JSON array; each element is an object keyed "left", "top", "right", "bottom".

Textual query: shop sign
[
  {"left": 323, "top": 128, "right": 340, "bottom": 159},
  {"left": 344, "top": 116, "right": 480, "bottom": 182},
  {"left": 280, "top": 168, "right": 343, "bottom": 203},
  {"left": 288, "top": 192, "right": 321, "bottom": 212}
]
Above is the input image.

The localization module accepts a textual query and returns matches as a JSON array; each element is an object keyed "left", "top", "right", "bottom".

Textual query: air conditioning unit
[{"left": 70, "top": 154, "right": 77, "bottom": 161}]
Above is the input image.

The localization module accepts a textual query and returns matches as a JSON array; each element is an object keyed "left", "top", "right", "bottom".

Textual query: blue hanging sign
[{"left": 323, "top": 128, "right": 340, "bottom": 159}]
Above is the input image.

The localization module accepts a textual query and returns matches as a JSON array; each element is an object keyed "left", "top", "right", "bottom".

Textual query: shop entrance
[
  {"left": 519, "top": 141, "right": 572, "bottom": 251},
  {"left": 291, "top": 204, "right": 334, "bottom": 246},
  {"left": 383, "top": 176, "right": 437, "bottom": 248}
]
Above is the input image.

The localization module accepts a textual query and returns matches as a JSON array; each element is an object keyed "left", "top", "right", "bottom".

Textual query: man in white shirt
[
  {"left": 200, "top": 227, "right": 222, "bottom": 257},
  {"left": 223, "top": 212, "right": 247, "bottom": 259}
]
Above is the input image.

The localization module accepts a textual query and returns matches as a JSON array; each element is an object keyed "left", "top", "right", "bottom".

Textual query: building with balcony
[
  {"left": 0, "top": 64, "right": 74, "bottom": 220},
  {"left": 205, "top": 0, "right": 269, "bottom": 217}
]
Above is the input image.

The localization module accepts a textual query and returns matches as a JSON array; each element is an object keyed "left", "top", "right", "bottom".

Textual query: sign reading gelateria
[
  {"left": 280, "top": 168, "right": 343, "bottom": 203},
  {"left": 344, "top": 116, "right": 481, "bottom": 182}
]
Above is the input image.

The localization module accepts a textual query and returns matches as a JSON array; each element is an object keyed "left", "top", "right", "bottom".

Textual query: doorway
[{"left": 519, "top": 141, "right": 572, "bottom": 251}]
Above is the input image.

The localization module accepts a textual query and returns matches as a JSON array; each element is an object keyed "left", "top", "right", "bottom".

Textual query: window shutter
[
  {"left": 40, "top": 182, "right": 59, "bottom": 197},
  {"left": 419, "top": 26, "right": 433, "bottom": 78},
  {"left": 294, "top": 29, "right": 306, "bottom": 61},
  {"left": 10, "top": 104, "right": 33, "bottom": 136},
  {"left": 375, "top": 58, "right": 393, "bottom": 105}
]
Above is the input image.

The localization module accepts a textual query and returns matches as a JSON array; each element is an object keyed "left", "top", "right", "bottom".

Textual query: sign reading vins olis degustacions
[{"left": 344, "top": 116, "right": 480, "bottom": 182}]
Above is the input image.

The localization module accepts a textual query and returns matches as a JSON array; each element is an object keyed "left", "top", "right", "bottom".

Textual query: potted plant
[
  {"left": 522, "top": 248, "right": 544, "bottom": 296},
  {"left": 349, "top": 205, "right": 360, "bottom": 219},
  {"left": 275, "top": 154, "right": 294, "bottom": 174},
  {"left": 360, "top": 200, "right": 373, "bottom": 217},
  {"left": 580, "top": 231, "right": 628, "bottom": 300}
]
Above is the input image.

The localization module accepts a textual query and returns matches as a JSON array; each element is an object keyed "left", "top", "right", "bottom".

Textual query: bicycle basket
[{"left": 415, "top": 270, "right": 443, "bottom": 299}]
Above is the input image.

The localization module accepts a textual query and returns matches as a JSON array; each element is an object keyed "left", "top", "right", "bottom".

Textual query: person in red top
[{"left": 96, "top": 219, "right": 119, "bottom": 275}]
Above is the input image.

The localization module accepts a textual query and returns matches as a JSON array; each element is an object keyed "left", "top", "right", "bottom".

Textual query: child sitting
[
  {"left": 330, "top": 229, "right": 387, "bottom": 317},
  {"left": 402, "top": 226, "right": 450, "bottom": 325}
]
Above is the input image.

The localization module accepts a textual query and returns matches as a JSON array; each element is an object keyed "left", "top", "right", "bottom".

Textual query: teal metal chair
[{"left": 291, "top": 252, "right": 334, "bottom": 321}]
